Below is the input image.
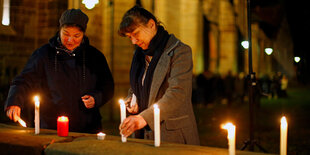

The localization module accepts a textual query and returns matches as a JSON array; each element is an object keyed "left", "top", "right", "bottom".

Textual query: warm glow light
[
  {"left": 34, "top": 96, "right": 39, "bottom": 102},
  {"left": 281, "top": 116, "right": 287, "bottom": 129},
  {"left": 221, "top": 122, "right": 236, "bottom": 155},
  {"left": 118, "top": 99, "right": 125, "bottom": 105},
  {"left": 97, "top": 132, "right": 106, "bottom": 140},
  {"left": 265, "top": 48, "right": 273, "bottom": 55},
  {"left": 34, "top": 96, "right": 40, "bottom": 107},
  {"left": 221, "top": 123, "right": 235, "bottom": 138},
  {"left": 17, "top": 117, "right": 27, "bottom": 127},
  {"left": 82, "top": 0, "right": 99, "bottom": 9},
  {"left": 153, "top": 104, "right": 158, "bottom": 109},
  {"left": 294, "top": 57, "right": 301, "bottom": 63},
  {"left": 2, "top": 0, "right": 10, "bottom": 26},
  {"left": 280, "top": 116, "right": 288, "bottom": 155},
  {"left": 58, "top": 116, "right": 69, "bottom": 122},
  {"left": 241, "top": 41, "right": 249, "bottom": 49}
]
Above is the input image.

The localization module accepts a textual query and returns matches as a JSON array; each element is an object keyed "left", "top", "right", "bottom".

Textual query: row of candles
[
  {"left": 221, "top": 116, "right": 288, "bottom": 155},
  {"left": 18, "top": 96, "right": 287, "bottom": 153},
  {"left": 17, "top": 96, "right": 71, "bottom": 137}
]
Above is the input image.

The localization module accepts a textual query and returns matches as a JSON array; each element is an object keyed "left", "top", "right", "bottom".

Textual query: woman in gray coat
[{"left": 118, "top": 6, "right": 199, "bottom": 145}]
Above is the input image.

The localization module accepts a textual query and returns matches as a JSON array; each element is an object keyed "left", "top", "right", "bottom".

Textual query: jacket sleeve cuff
[{"left": 139, "top": 107, "right": 154, "bottom": 130}]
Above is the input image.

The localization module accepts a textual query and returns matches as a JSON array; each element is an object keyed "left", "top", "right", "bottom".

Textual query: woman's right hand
[
  {"left": 6, "top": 106, "right": 21, "bottom": 122},
  {"left": 125, "top": 97, "right": 138, "bottom": 114}
]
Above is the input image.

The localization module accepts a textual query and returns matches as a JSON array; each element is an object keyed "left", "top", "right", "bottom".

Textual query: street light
[
  {"left": 294, "top": 56, "right": 301, "bottom": 63},
  {"left": 241, "top": 41, "right": 249, "bottom": 49},
  {"left": 82, "top": 0, "right": 99, "bottom": 9},
  {"left": 265, "top": 48, "right": 273, "bottom": 55}
]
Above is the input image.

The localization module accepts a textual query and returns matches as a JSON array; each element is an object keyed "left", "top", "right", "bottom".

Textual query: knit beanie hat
[{"left": 59, "top": 9, "right": 89, "bottom": 31}]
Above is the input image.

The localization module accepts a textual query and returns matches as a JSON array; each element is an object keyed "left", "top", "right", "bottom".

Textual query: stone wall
[{"left": 0, "top": 0, "right": 67, "bottom": 86}]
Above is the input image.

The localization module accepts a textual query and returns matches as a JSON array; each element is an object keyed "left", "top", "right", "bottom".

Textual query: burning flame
[
  {"left": 118, "top": 99, "right": 125, "bottom": 105},
  {"left": 281, "top": 116, "right": 287, "bottom": 128},
  {"left": 221, "top": 122, "right": 235, "bottom": 139},
  {"left": 17, "top": 117, "right": 27, "bottom": 127},
  {"left": 34, "top": 96, "right": 40, "bottom": 107}
]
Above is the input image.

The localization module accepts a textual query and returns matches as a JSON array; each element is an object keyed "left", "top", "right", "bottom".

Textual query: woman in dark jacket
[{"left": 4, "top": 9, "right": 114, "bottom": 133}]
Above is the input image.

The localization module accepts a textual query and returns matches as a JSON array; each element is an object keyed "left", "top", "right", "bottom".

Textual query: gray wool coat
[{"left": 129, "top": 34, "right": 200, "bottom": 145}]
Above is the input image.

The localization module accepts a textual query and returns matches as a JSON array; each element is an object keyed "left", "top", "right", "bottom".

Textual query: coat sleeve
[
  {"left": 140, "top": 43, "right": 193, "bottom": 130},
  {"left": 87, "top": 50, "right": 114, "bottom": 108},
  {"left": 4, "top": 49, "right": 45, "bottom": 111}
]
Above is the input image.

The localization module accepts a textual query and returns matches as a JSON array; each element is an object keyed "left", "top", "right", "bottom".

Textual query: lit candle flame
[
  {"left": 281, "top": 116, "right": 287, "bottom": 128},
  {"left": 58, "top": 116, "right": 69, "bottom": 122},
  {"left": 34, "top": 96, "right": 40, "bottom": 107},
  {"left": 97, "top": 132, "right": 105, "bottom": 136},
  {"left": 118, "top": 99, "right": 124, "bottom": 105},
  {"left": 221, "top": 123, "right": 235, "bottom": 139},
  {"left": 153, "top": 104, "right": 158, "bottom": 109},
  {"left": 34, "top": 96, "right": 39, "bottom": 102},
  {"left": 17, "top": 117, "right": 27, "bottom": 127}
]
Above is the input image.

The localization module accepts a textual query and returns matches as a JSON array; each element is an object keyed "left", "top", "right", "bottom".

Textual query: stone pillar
[
  {"left": 218, "top": 0, "right": 238, "bottom": 75},
  {"left": 202, "top": 0, "right": 220, "bottom": 74},
  {"left": 155, "top": 0, "right": 203, "bottom": 74},
  {"left": 179, "top": 0, "right": 203, "bottom": 74},
  {"left": 208, "top": 24, "right": 220, "bottom": 73}
]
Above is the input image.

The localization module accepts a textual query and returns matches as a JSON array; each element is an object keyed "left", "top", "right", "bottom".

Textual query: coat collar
[
  {"left": 148, "top": 34, "right": 180, "bottom": 105},
  {"left": 164, "top": 34, "right": 180, "bottom": 55}
]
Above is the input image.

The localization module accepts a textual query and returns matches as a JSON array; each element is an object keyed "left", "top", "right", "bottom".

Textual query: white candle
[
  {"left": 130, "top": 94, "right": 137, "bottom": 107},
  {"left": 119, "top": 99, "right": 127, "bottom": 142},
  {"left": 222, "top": 123, "right": 236, "bottom": 155},
  {"left": 280, "top": 116, "right": 288, "bottom": 155},
  {"left": 34, "top": 96, "right": 40, "bottom": 134},
  {"left": 97, "top": 132, "right": 106, "bottom": 140},
  {"left": 154, "top": 104, "right": 160, "bottom": 147}
]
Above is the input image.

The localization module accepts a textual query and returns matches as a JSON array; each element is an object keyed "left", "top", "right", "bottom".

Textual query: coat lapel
[{"left": 148, "top": 35, "right": 180, "bottom": 106}]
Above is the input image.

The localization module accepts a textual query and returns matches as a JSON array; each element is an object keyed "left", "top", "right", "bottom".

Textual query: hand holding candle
[
  {"left": 280, "top": 116, "right": 288, "bottom": 155},
  {"left": 34, "top": 96, "right": 40, "bottom": 134},
  {"left": 57, "top": 116, "right": 69, "bottom": 137},
  {"left": 154, "top": 104, "right": 160, "bottom": 147},
  {"left": 221, "top": 122, "right": 236, "bottom": 155},
  {"left": 6, "top": 105, "right": 21, "bottom": 122}
]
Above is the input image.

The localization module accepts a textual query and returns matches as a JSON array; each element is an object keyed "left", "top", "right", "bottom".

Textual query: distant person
[
  {"left": 4, "top": 9, "right": 114, "bottom": 133},
  {"left": 234, "top": 72, "right": 246, "bottom": 104},
  {"left": 118, "top": 6, "right": 199, "bottom": 145},
  {"left": 280, "top": 74, "right": 288, "bottom": 97},
  {"left": 223, "top": 71, "right": 235, "bottom": 106}
]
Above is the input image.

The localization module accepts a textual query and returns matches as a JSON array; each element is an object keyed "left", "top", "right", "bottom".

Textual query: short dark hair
[
  {"left": 118, "top": 5, "right": 159, "bottom": 37},
  {"left": 60, "top": 23, "right": 85, "bottom": 32}
]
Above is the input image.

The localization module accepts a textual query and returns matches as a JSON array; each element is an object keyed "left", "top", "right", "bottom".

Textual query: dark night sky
[{"left": 284, "top": 0, "right": 310, "bottom": 79}]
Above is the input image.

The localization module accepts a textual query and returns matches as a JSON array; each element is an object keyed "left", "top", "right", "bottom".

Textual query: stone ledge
[{"left": 0, "top": 123, "right": 273, "bottom": 155}]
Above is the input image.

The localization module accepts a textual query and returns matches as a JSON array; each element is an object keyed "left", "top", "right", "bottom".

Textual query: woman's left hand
[
  {"left": 119, "top": 115, "right": 147, "bottom": 137},
  {"left": 81, "top": 95, "right": 95, "bottom": 109}
]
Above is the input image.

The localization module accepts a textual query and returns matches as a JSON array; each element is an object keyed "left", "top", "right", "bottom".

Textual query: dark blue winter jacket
[{"left": 5, "top": 33, "right": 114, "bottom": 133}]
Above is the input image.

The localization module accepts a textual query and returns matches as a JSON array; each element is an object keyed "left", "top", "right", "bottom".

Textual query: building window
[{"left": 2, "top": 0, "right": 10, "bottom": 26}]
